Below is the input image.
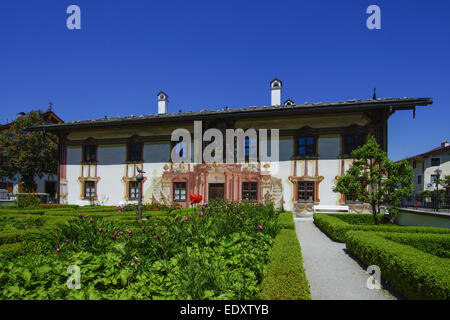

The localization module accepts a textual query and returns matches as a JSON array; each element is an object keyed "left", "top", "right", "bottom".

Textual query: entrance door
[{"left": 208, "top": 183, "right": 225, "bottom": 201}]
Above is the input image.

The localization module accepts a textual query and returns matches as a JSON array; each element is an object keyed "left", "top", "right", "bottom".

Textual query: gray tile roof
[{"left": 30, "top": 97, "right": 432, "bottom": 131}]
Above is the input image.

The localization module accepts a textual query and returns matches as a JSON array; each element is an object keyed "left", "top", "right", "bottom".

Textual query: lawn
[{"left": 0, "top": 201, "right": 310, "bottom": 300}]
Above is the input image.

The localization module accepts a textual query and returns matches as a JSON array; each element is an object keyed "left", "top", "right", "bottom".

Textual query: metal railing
[{"left": 399, "top": 195, "right": 450, "bottom": 212}]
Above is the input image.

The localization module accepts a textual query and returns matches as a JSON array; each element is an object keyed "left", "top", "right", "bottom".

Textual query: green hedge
[
  {"left": 0, "top": 209, "right": 45, "bottom": 215},
  {"left": 0, "top": 242, "right": 29, "bottom": 257},
  {"left": 345, "top": 231, "right": 450, "bottom": 300},
  {"left": 278, "top": 211, "right": 295, "bottom": 230},
  {"left": 314, "top": 213, "right": 450, "bottom": 242},
  {"left": 381, "top": 232, "right": 450, "bottom": 259},
  {"left": 259, "top": 229, "right": 311, "bottom": 300}
]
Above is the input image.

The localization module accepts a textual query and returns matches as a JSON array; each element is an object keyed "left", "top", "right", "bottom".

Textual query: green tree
[
  {"left": 0, "top": 110, "right": 58, "bottom": 192},
  {"left": 444, "top": 175, "right": 450, "bottom": 186},
  {"left": 333, "top": 136, "right": 413, "bottom": 225}
]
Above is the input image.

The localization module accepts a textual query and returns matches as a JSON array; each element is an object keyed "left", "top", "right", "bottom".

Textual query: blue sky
[{"left": 0, "top": 0, "right": 448, "bottom": 161}]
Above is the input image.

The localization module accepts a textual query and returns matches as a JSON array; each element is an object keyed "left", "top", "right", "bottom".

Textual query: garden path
[{"left": 294, "top": 217, "right": 398, "bottom": 300}]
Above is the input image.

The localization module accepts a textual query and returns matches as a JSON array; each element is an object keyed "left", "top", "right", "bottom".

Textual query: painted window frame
[
  {"left": 242, "top": 181, "right": 258, "bottom": 200},
  {"left": 173, "top": 182, "right": 187, "bottom": 202}
]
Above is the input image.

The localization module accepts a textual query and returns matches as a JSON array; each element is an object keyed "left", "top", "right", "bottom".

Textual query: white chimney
[
  {"left": 442, "top": 141, "right": 449, "bottom": 148},
  {"left": 270, "top": 78, "right": 282, "bottom": 106},
  {"left": 157, "top": 91, "right": 168, "bottom": 114}
]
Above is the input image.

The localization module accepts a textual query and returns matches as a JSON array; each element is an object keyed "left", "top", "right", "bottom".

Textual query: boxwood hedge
[
  {"left": 259, "top": 229, "right": 311, "bottom": 300},
  {"left": 314, "top": 213, "right": 450, "bottom": 242},
  {"left": 345, "top": 231, "right": 450, "bottom": 300},
  {"left": 277, "top": 211, "right": 295, "bottom": 230}
]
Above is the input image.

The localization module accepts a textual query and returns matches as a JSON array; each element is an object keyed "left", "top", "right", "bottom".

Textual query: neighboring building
[
  {"left": 31, "top": 79, "right": 432, "bottom": 215},
  {"left": 403, "top": 141, "right": 450, "bottom": 198},
  {"left": 0, "top": 108, "right": 64, "bottom": 203}
]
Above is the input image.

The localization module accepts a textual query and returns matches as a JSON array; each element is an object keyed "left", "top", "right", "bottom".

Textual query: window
[
  {"left": 128, "top": 143, "right": 143, "bottom": 162},
  {"left": 84, "top": 181, "right": 96, "bottom": 199},
  {"left": 173, "top": 182, "right": 187, "bottom": 201},
  {"left": 128, "top": 181, "right": 139, "bottom": 200},
  {"left": 296, "top": 136, "right": 315, "bottom": 156},
  {"left": 417, "top": 175, "right": 422, "bottom": 184},
  {"left": 244, "top": 137, "right": 258, "bottom": 161},
  {"left": 343, "top": 135, "right": 364, "bottom": 155},
  {"left": 242, "top": 182, "right": 258, "bottom": 200},
  {"left": 412, "top": 161, "right": 417, "bottom": 169},
  {"left": 431, "top": 158, "right": 440, "bottom": 167},
  {"left": 83, "top": 145, "right": 97, "bottom": 162},
  {"left": 171, "top": 141, "right": 187, "bottom": 161},
  {"left": 297, "top": 181, "right": 315, "bottom": 202}
]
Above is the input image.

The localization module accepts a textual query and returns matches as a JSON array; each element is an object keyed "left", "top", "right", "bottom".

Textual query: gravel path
[{"left": 295, "top": 217, "right": 398, "bottom": 300}]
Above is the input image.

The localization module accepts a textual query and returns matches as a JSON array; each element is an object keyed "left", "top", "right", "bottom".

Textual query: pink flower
[
  {"left": 155, "top": 235, "right": 159, "bottom": 239},
  {"left": 161, "top": 232, "right": 165, "bottom": 236},
  {"left": 65, "top": 239, "right": 69, "bottom": 243},
  {"left": 185, "top": 216, "right": 190, "bottom": 221},
  {"left": 119, "top": 231, "right": 123, "bottom": 235},
  {"left": 141, "top": 227, "right": 145, "bottom": 231},
  {"left": 173, "top": 217, "right": 177, "bottom": 221},
  {"left": 112, "top": 235, "right": 116, "bottom": 239},
  {"left": 78, "top": 213, "right": 82, "bottom": 218},
  {"left": 126, "top": 230, "right": 132, "bottom": 234},
  {"left": 89, "top": 218, "right": 94, "bottom": 222},
  {"left": 56, "top": 248, "right": 60, "bottom": 252},
  {"left": 258, "top": 225, "right": 264, "bottom": 231},
  {"left": 98, "top": 228, "right": 103, "bottom": 232},
  {"left": 203, "top": 202, "right": 208, "bottom": 206}
]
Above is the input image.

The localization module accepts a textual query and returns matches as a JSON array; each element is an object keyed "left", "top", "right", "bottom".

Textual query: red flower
[{"left": 189, "top": 194, "right": 203, "bottom": 204}]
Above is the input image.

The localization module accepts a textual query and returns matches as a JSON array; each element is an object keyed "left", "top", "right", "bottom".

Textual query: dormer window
[{"left": 83, "top": 145, "right": 97, "bottom": 162}]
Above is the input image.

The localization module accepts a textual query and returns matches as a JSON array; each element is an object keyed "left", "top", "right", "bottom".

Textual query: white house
[{"left": 31, "top": 79, "right": 432, "bottom": 216}]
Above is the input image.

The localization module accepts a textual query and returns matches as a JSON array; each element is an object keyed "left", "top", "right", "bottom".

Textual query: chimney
[
  {"left": 157, "top": 91, "right": 168, "bottom": 114},
  {"left": 270, "top": 78, "right": 282, "bottom": 106},
  {"left": 442, "top": 141, "right": 450, "bottom": 148}
]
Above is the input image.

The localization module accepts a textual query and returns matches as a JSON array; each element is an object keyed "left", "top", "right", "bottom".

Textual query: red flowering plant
[{"left": 188, "top": 194, "right": 203, "bottom": 219}]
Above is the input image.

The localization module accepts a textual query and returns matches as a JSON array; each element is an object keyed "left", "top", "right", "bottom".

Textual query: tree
[
  {"left": 444, "top": 175, "right": 450, "bottom": 186},
  {"left": 0, "top": 110, "right": 58, "bottom": 193},
  {"left": 333, "top": 136, "right": 413, "bottom": 225}
]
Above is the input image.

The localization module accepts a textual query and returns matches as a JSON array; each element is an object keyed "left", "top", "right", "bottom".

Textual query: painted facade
[{"left": 33, "top": 80, "right": 432, "bottom": 215}]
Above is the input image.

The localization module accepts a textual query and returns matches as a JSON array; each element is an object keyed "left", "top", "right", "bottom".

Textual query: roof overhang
[{"left": 28, "top": 97, "right": 432, "bottom": 133}]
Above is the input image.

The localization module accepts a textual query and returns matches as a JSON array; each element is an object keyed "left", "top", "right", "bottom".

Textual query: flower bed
[{"left": 0, "top": 200, "right": 296, "bottom": 300}]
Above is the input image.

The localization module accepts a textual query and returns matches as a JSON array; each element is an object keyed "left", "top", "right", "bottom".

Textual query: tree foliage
[
  {"left": 333, "top": 136, "right": 413, "bottom": 225},
  {"left": 0, "top": 110, "right": 58, "bottom": 192}
]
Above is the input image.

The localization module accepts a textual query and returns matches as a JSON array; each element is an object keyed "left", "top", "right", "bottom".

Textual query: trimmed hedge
[
  {"left": 381, "top": 232, "right": 450, "bottom": 259},
  {"left": 345, "top": 231, "right": 450, "bottom": 300},
  {"left": 0, "top": 209, "right": 45, "bottom": 216},
  {"left": 259, "top": 229, "right": 311, "bottom": 300},
  {"left": 278, "top": 211, "right": 295, "bottom": 230},
  {"left": 314, "top": 213, "right": 450, "bottom": 242}
]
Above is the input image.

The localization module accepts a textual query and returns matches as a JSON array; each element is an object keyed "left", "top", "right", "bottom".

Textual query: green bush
[
  {"left": 259, "top": 229, "right": 311, "bottom": 300},
  {"left": 314, "top": 213, "right": 450, "bottom": 242},
  {"left": 16, "top": 194, "right": 41, "bottom": 208},
  {"left": 0, "top": 209, "right": 45, "bottom": 215},
  {"left": 345, "top": 231, "right": 450, "bottom": 300},
  {"left": 278, "top": 211, "right": 295, "bottom": 230},
  {"left": 381, "top": 232, "right": 450, "bottom": 258}
]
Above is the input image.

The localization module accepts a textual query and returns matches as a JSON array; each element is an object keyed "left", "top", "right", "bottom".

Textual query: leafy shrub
[
  {"left": 0, "top": 209, "right": 45, "bottom": 215},
  {"left": 345, "top": 231, "right": 450, "bottom": 300},
  {"left": 0, "top": 199, "right": 283, "bottom": 299},
  {"left": 259, "top": 229, "right": 311, "bottom": 300},
  {"left": 314, "top": 213, "right": 450, "bottom": 242},
  {"left": 278, "top": 211, "right": 295, "bottom": 230},
  {"left": 381, "top": 232, "right": 450, "bottom": 258},
  {"left": 37, "top": 204, "right": 79, "bottom": 210},
  {"left": 16, "top": 194, "right": 41, "bottom": 208}
]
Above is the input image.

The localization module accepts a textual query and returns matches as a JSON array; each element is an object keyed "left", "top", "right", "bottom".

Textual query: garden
[
  {"left": 0, "top": 199, "right": 311, "bottom": 300},
  {"left": 314, "top": 213, "right": 450, "bottom": 300}
]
